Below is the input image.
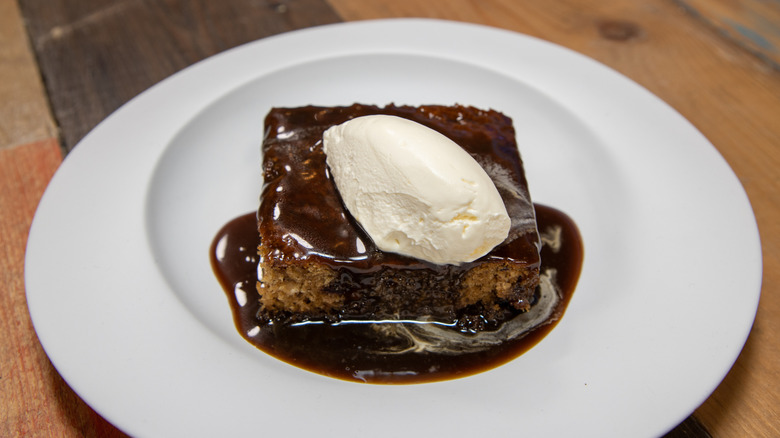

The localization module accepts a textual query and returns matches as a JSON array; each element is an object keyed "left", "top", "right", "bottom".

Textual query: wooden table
[{"left": 2, "top": 0, "right": 778, "bottom": 436}]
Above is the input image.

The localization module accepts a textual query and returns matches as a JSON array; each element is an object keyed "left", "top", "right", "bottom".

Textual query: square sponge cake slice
[{"left": 257, "top": 104, "right": 540, "bottom": 330}]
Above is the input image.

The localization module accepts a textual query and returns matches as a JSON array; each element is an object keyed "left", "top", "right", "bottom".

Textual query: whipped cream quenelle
[{"left": 322, "top": 114, "right": 511, "bottom": 265}]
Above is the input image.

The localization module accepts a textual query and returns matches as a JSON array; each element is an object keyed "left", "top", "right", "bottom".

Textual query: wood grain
[
  {"left": 0, "top": 0, "right": 56, "bottom": 149},
  {"left": 18, "top": 0, "right": 342, "bottom": 151},
  {"left": 326, "top": 1, "right": 780, "bottom": 437},
  {"left": 676, "top": 0, "right": 780, "bottom": 69}
]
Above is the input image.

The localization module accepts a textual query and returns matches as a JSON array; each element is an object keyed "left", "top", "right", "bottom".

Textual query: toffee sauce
[{"left": 210, "top": 204, "right": 582, "bottom": 384}]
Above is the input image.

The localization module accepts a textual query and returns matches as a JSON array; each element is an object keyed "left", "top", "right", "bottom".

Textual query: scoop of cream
[{"left": 322, "top": 114, "right": 510, "bottom": 265}]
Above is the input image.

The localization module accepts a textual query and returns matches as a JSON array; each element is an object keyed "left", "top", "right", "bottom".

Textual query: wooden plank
[
  {"left": 676, "top": 0, "right": 780, "bottom": 69},
  {"left": 0, "top": 139, "right": 126, "bottom": 437},
  {"left": 18, "top": 0, "right": 343, "bottom": 151},
  {"left": 0, "top": 0, "right": 56, "bottom": 149}
]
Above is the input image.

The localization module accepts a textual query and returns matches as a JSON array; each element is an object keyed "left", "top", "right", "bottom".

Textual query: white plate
[{"left": 25, "top": 19, "right": 761, "bottom": 437}]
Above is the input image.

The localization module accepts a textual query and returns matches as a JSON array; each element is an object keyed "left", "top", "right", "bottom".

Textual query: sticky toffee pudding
[{"left": 210, "top": 104, "right": 583, "bottom": 383}]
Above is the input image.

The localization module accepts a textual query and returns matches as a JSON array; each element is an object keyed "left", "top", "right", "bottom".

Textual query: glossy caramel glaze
[
  {"left": 211, "top": 204, "right": 582, "bottom": 384},
  {"left": 259, "top": 104, "right": 540, "bottom": 271}
]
